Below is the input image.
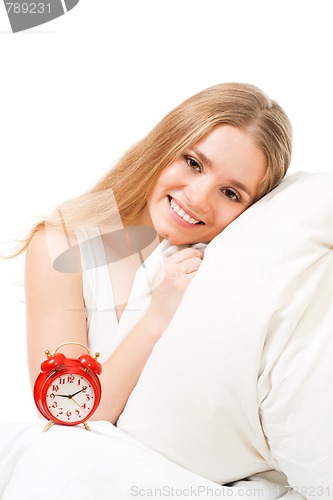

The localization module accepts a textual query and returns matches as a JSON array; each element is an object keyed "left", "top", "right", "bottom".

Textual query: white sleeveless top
[{"left": 74, "top": 225, "right": 206, "bottom": 362}]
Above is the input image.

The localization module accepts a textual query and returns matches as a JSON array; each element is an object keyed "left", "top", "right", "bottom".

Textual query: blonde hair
[{"left": 4, "top": 82, "right": 292, "bottom": 258}]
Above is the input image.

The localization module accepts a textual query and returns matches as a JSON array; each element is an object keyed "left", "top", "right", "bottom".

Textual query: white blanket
[{"left": 0, "top": 420, "right": 298, "bottom": 499}]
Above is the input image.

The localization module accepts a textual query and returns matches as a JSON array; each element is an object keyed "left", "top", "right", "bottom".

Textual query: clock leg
[
  {"left": 42, "top": 420, "right": 54, "bottom": 432},
  {"left": 83, "top": 422, "right": 91, "bottom": 431}
]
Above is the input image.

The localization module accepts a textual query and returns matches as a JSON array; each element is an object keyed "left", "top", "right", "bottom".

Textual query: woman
[{"left": 11, "top": 82, "right": 292, "bottom": 425}]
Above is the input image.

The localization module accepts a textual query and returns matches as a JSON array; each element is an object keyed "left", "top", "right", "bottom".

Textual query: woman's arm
[
  {"left": 25, "top": 228, "right": 88, "bottom": 384},
  {"left": 25, "top": 229, "right": 203, "bottom": 424}
]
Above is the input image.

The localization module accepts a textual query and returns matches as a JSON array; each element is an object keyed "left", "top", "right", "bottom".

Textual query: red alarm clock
[{"left": 33, "top": 342, "right": 102, "bottom": 432}]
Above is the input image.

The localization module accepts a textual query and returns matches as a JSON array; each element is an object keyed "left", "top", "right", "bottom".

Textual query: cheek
[
  {"left": 151, "top": 169, "right": 184, "bottom": 200},
  {"left": 159, "top": 162, "right": 185, "bottom": 185},
  {"left": 214, "top": 204, "right": 247, "bottom": 231}
]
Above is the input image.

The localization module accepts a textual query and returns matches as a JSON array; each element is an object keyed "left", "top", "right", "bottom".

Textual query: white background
[{"left": 0, "top": 0, "right": 332, "bottom": 422}]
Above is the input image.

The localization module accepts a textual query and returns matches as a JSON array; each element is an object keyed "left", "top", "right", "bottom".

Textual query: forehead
[{"left": 193, "top": 124, "right": 255, "bottom": 153}]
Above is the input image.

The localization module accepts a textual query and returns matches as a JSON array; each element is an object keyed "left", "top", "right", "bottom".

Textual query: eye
[
  {"left": 184, "top": 156, "right": 202, "bottom": 173},
  {"left": 221, "top": 188, "right": 241, "bottom": 202}
]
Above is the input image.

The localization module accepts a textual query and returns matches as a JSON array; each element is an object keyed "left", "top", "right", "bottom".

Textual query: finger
[
  {"left": 162, "top": 257, "right": 202, "bottom": 281},
  {"left": 169, "top": 248, "right": 204, "bottom": 264},
  {"left": 178, "top": 256, "right": 203, "bottom": 274}
]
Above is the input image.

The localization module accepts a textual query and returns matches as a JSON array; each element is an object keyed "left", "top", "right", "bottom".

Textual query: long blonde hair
[{"left": 4, "top": 82, "right": 292, "bottom": 258}]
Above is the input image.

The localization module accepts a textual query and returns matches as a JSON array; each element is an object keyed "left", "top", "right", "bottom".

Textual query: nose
[{"left": 184, "top": 178, "right": 212, "bottom": 214}]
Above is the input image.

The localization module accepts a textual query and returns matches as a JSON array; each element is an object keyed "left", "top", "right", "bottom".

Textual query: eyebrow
[
  {"left": 189, "top": 147, "right": 253, "bottom": 199},
  {"left": 191, "top": 147, "right": 212, "bottom": 167}
]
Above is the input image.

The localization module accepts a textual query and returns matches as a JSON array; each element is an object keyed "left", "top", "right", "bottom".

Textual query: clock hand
[
  {"left": 56, "top": 389, "right": 83, "bottom": 399},
  {"left": 71, "top": 389, "right": 84, "bottom": 398},
  {"left": 71, "top": 396, "right": 87, "bottom": 412}
]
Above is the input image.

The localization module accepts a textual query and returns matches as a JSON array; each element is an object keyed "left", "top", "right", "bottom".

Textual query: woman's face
[{"left": 143, "top": 124, "right": 267, "bottom": 245}]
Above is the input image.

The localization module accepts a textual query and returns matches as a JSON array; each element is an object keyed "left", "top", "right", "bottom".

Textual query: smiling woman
[
  {"left": 143, "top": 124, "right": 267, "bottom": 245},
  {"left": 4, "top": 82, "right": 292, "bottom": 426},
  {"left": 0, "top": 82, "right": 294, "bottom": 497}
]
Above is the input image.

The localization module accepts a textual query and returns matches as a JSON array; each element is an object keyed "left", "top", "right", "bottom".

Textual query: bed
[{"left": 1, "top": 171, "right": 332, "bottom": 499}]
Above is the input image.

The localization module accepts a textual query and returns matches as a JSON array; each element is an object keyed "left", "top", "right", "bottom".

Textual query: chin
[
  {"left": 164, "top": 234, "right": 201, "bottom": 246},
  {"left": 155, "top": 223, "right": 207, "bottom": 246},
  {"left": 158, "top": 231, "right": 184, "bottom": 245}
]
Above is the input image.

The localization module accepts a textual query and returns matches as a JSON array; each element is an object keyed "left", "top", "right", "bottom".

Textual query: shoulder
[{"left": 25, "top": 227, "right": 84, "bottom": 304}]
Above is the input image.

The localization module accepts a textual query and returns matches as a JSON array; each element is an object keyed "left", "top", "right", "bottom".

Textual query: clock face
[{"left": 45, "top": 373, "right": 96, "bottom": 423}]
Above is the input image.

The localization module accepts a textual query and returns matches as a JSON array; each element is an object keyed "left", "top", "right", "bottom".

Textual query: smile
[{"left": 168, "top": 196, "right": 203, "bottom": 225}]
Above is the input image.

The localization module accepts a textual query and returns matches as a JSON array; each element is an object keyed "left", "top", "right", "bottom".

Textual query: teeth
[{"left": 169, "top": 198, "right": 200, "bottom": 224}]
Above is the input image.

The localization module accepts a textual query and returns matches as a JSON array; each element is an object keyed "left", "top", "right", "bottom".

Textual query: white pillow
[{"left": 117, "top": 172, "right": 333, "bottom": 492}]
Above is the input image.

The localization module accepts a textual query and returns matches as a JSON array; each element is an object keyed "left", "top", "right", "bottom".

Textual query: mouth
[{"left": 167, "top": 196, "right": 205, "bottom": 225}]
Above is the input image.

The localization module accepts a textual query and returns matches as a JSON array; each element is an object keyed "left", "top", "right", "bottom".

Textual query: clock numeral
[
  {"left": 52, "top": 401, "right": 58, "bottom": 409},
  {"left": 85, "top": 394, "right": 91, "bottom": 401},
  {"left": 82, "top": 386, "right": 87, "bottom": 392},
  {"left": 58, "top": 375, "right": 75, "bottom": 384},
  {"left": 75, "top": 409, "right": 81, "bottom": 416},
  {"left": 49, "top": 393, "right": 56, "bottom": 400},
  {"left": 52, "top": 384, "right": 59, "bottom": 392},
  {"left": 66, "top": 410, "right": 72, "bottom": 418}
]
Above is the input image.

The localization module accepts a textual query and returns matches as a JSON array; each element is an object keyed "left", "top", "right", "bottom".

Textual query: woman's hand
[{"left": 147, "top": 247, "right": 204, "bottom": 330}]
